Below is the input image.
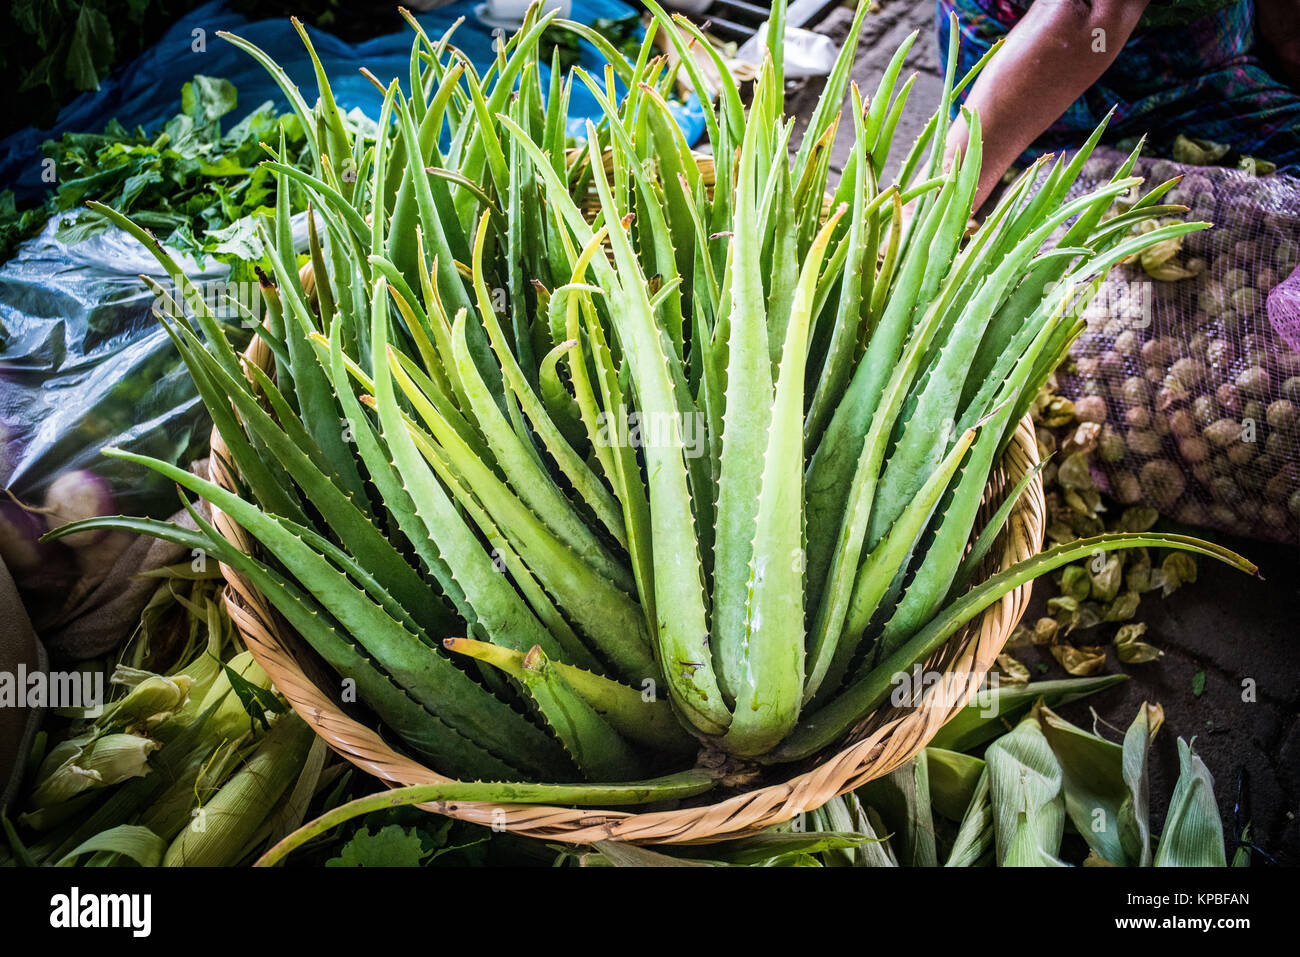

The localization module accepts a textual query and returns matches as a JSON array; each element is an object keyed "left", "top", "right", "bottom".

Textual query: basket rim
[{"left": 208, "top": 331, "right": 1045, "bottom": 845}]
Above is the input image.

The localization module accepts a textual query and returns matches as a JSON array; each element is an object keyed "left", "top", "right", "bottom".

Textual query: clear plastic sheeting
[
  {"left": 0, "top": 217, "right": 247, "bottom": 517},
  {"left": 1058, "top": 148, "right": 1300, "bottom": 544}
]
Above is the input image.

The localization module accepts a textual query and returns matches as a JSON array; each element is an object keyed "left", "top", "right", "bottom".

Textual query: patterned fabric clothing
[{"left": 937, "top": 0, "right": 1300, "bottom": 174}]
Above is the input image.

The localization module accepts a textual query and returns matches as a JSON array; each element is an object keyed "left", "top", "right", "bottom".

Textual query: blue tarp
[{"left": 0, "top": 0, "right": 706, "bottom": 202}]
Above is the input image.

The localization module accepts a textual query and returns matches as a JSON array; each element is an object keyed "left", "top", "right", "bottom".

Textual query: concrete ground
[{"left": 787, "top": 1, "right": 1299, "bottom": 864}]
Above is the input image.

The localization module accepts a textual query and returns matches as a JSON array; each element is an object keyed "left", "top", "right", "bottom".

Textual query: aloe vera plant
[{"left": 50, "top": 2, "right": 1256, "bottom": 844}]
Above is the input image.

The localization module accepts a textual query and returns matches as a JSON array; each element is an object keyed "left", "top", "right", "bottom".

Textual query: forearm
[{"left": 946, "top": 0, "right": 1149, "bottom": 209}]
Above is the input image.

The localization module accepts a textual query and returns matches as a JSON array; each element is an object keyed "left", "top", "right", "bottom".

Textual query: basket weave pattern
[{"left": 208, "top": 331, "right": 1045, "bottom": 845}]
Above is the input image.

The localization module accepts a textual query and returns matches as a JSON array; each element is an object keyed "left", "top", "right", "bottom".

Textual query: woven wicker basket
[{"left": 206, "top": 316, "right": 1044, "bottom": 843}]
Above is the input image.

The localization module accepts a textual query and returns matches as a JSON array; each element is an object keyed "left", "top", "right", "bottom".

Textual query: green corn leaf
[
  {"left": 1038, "top": 703, "right": 1131, "bottom": 865},
  {"left": 986, "top": 710, "right": 1065, "bottom": 866},
  {"left": 1154, "top": 738, "right": 1226, "bottom": 867},
  {"left": 1121, "top": 702, "right": 1162, "bottom": 867},
  {"left": 945, "top": 769, "right": 993, "bottom": 866}
]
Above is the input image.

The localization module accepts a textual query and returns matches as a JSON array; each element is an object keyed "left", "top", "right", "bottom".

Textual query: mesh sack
[{"left": 1055, "top": 148, "right": 1300, "bottom": 545}]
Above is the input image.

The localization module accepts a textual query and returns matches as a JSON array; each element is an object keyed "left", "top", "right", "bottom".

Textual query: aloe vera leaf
[
  {"left": 141, "top": 301, "right": 306, "bottom": 527},
  {"left": 392, "top": 340, "right": 657, "bottom": 683},
  {"left": 763, "top": 153, "right": 798, "bottom": 374},
  {"left": 542, "top": 46, "right": 567, "bottom": 164},
  {"left": 813, "top": 425, "right": 978, "bottom": 701},
  {"left": 256, "top": 162, "right": 370, "bottom": 244},
  {"left": 866, "top": 192, "right": 904, "bottom": 330},
  {"left": 465, "top": 216, "right": 630, "bottom": 550},
  {"left": 802, "top": 310, "right": 935, "bottom": 700},
  {"left": 806, "top": 89, "right": 872, "bottom": 448},
  {"left": 764, "top": 0, "right": 787, "bottom": 94},
  {"left": 644, "top": 2, "right": 744, "bottom": 139},
  {"left": 538, "top": 339, "right": 588, "bottom": 449},
  {"left": 632, "top": 8, "right": 719, "bottom": 150},
  {"left": 863, "top": 28, "right": 916, "bottom": 146},
  {"left": 404, "top": 33, "right": 426, "bottom": 124},
  {"left": 792, "top": 116, "right": 840, "bottom": 264},
  {"left": 893, "top": 35, "right": 1005, "bottom": 195},
  {"left": 1039, "top": 111, "right": 1114, "bottom": 211},
  {"left": 306, "top": 209, "right": 336, "bottom": 330},
  {"left": 804, "top": 164, "right": 960, "bottom": 583},
  {"left": 577, "top": 71, "right": 688, "bottom": 361},
  {"left": 304, "top": 183, "right": 372, "bottom": 350},
  {"left": 875, "top": 184, "right": 1146, "bottom": 572},
  {"left": 946, "top": 459, "right": 1048, "bottom": 600},
  {"left": 511, "top": 646, "right": 648, "bottom": 781},
  {"left": 443, "top": 308, "right": 632, "bottom": 593},
  {"left": 384, "top": 340, "right": 650, "bottom": 670},
  {"left": 366, "top": 79, "right": 399, "bottom": 256},
  {"left": 552, "top": 282, "right": 616, "bottom": 479},
  {"left": 965, "top": 203, "right": 1110, "bottom": 393},
  {"left": 548, "top": 19, "right": 635, "bottom": 85},
  {"left": 409, "top": 440, "right": 603, "bottom": 675},
  {"left": 101, "top": 449, "right": 571, "bottom": 773},
  {"left": 967, "top": 142, "right": 1147, "bottom": 393},
  {"left": 391, "top": 91, "right": 476, "bottom": 329},
  {"left": 378, "top": 321, "right": 483, "bottom": 466},
  {"left": 384, "top": 293, "right": 475, "bottom": 448},
  {"left": 770, "top": 533, "right": 1254, "bottom": 763},
  {"left": 721, "top": 205, "right": 846, "bottom": 756},
  {"left": 563, "top": 284, "right": 658, "bottom": 635},
  {"left": 639, "top": 85, "right": 708, "bottom": 297},
  {"left": 217, "top": 30, "right": 321, "bottom": 172},
  {"left": 87, "top": 202, "right": 244, "bottom": 379},
  {"left": 711, "top": 97, "right": 775, "bottom": 703},
  {"left": 583, "top": 126, "right": 731, "bottom": 737},
  {"left": 790, "top": 0, "right": 871, "bottom": 182},
  {"left": 256, "top": 768, "right": 721, "bottom": 867},
  {"left": 1087, "top": 203, "right": 1189, "bottom": 249},
  {"left": 508, "top": 133, "right": 544, "bottom": 383},
  {"left": 160, "top": 312, "right": 455, "bottom": 639},
  {"left": 386, "top": 61, "right": 468, "bottom": 281},
  {"left": 872, "top": 339, "right": 1057, "bottom": 656},
  {"left": 174, "top": 525, "right": 542, "bottom": 784},
  {"left": 46, "top": 506, "right": 549, "bottom": 784},
  {"left": 290, "top": 17, "right": 354, "bottom": 194},
  {"left": 446, "top": 300, "right": 630, "bottom": 586},
  {"left": 256, "top": 217, "right": 372, "bottom": 512},
  {"left": 243, "top": 362, "right": 342, "bottom": 492},
  {"left": 451, "top": 11, "right": 560, "bottom": 223},
  {"left": 924, "top": 11, "right": 961, "bottom": 187},
  {"left": 802, "top": 175, "right": 1019, "bottom": 642},
  {"left": 369, "top": 251, "right": 450, "bottom": 377},
  {"left": 419, "top": 167, "right": 502, "bottom": 220},
  {"left": 445, "top": 638, "right": 693, "bottom": 755},
  {"left": 369, "top": 278, "right": 568, "bottom": 664},
  {"left": 865, "top": 134, "right": 1013, "bottom": 543},
  {"left": 457, "top": 53, "right": 511, "bottom": 203},
  {"left": 320, "top": 314, "right": 473, "bottom": 627},
  {"left": 957, "top": 266, "right": 1085, "bottom": 437}
]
